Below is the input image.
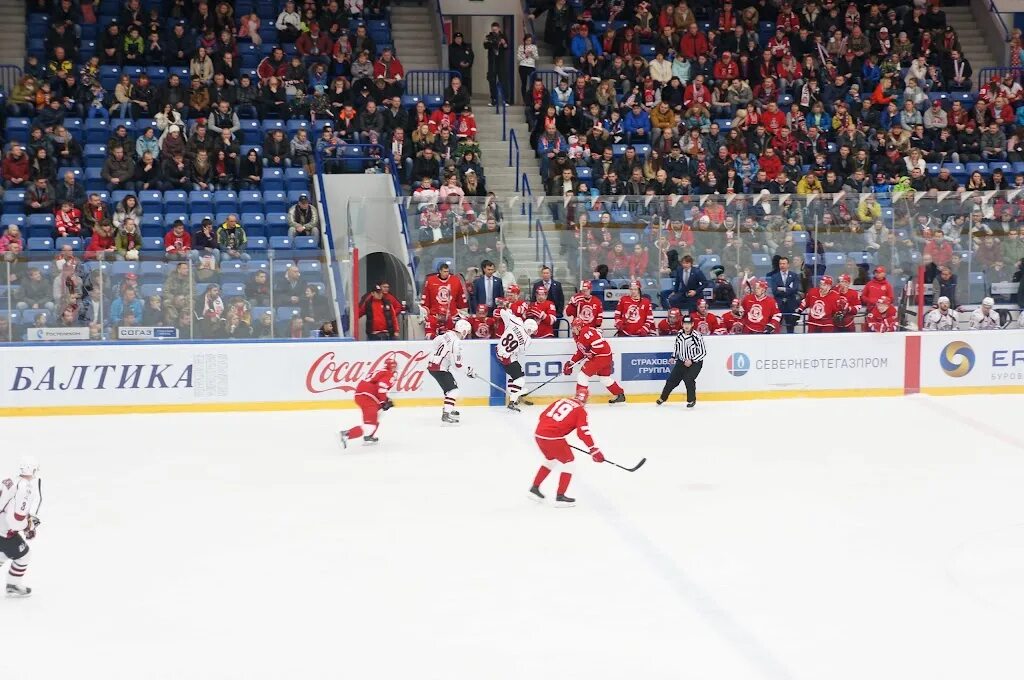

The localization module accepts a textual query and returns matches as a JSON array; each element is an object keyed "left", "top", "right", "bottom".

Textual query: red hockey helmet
[
  {"left": 476, "top": 303, "right": 488, "bottom": 315},
  {"left": 838, "top": 273, "right": 852, "bottom": 284},
  {"left": 507, "top": 283, "right": 521, "bottom": 296},
  {"left": 874, "top": 265, "right": 887, "bottom": 276},
  {"left": 753, "top": 278, "right": 768, "bottom": 293},
  {"left": 580, "top": 280, "right": 592, "bottom": 292},
  {"left": 571, "top": 317, "right": 587, "bottom": 335},
  {"left": 629, "top": 279, "right": 642, "bottom": 290},
  {"left": 820, "top": 275, "right": 834, "bottom": 288},
  {"left": 574, "top": 388, "right": 589, "bottom": 404},
  {"left": 668, "top": 307, "right": 681, "bottom": 318},
  {"left": 383, "top": 356, "right": 398, "bottom": 372},
  {"left": 696, "top": 298, "right": 708, "bottom": 312}
]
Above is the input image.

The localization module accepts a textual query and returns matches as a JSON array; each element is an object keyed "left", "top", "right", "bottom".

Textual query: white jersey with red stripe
[
  {"left": 0, "top": 475, "right": 41, "bottom": 538},
  {"left": 495, "top": 308, "right": 532, "bottom": 365},
  {"left": 427, "top": 329, "right": 464, "bottom": 372}
]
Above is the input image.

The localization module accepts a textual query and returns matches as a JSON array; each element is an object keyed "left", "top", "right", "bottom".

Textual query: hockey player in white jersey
[
  {"left": 427, "top": 318, "right": 474, "bottom": 424},
  {"left": 0, "top": 458, "right": 42, "bottom": 598},
  {"left": 495, "top": 304, "right": 538, "bottom": 411},
  {"left": 923, "top": 296, "right": 959, "bottom": 331},
  {"left": 969, "top": 297, "right": 1002, "bottom": 330}
]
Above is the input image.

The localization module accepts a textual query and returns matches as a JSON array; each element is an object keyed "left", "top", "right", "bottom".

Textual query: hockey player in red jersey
[
  {"left": 419, "top": 263, "right": 468, "bottom": 339},
  {"left": 339, "top": 357, "right": 397, "bottom": 448},
  {"left": 799, "top": 275, "right": 840, "bottom": 333},
  {"left": 832, "top": 273, "right": 860, "bottom": 332},
  {"left": 614, "top": 280, "right": 654, "bottom": 336},
  {"left": 564, "top": 318, "right": 626, "bottom": 404},
  {"left": 690, "top": 299, "right": 720, "bottom": 335},
  {"left": 530, "top": 393, "right": 605, "bottom": 507},
  {"left": 715, "top": 298, "right": 745, "bottom": 335},
  {"left": 658, "top": 308, "right": 684, "bottom": 335},
  {"left": 527, "top": 285, "right": 558, "bottom": 339},
  {"left": 493, "top": 284, "right": 529, "bottom": 337},
  {"left": 866, "top": 296, "right": 898, "bottom": 332},
  {"left": 468, "top": 304, "right": 497, "bottom": 339},
  {"left": 740, "top": 279, "right": 782, "bottom": 334},
  {"left": 565, "top": 281, "right": 604, "bottom": 330}
]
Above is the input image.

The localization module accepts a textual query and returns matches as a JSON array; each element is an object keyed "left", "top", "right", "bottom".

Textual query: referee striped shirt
[{"left": 672, "top": 330, "right": 707, "bottom": 363}]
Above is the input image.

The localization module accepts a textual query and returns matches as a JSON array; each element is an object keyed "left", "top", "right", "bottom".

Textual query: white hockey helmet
[
  {"left": 18, "top": 457, "right": 39, "bottom": 478},
  {"left": 982, "top": 296, "right": 994, "bottom": 307},
  {"left": 454, "top": 319, "right": 471, "bottom": 338},
  {"left": 523, "top": 319, "right": 539, "bottom": 336}
]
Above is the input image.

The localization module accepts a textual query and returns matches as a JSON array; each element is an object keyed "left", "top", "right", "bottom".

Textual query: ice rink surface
[{"left": 2, "top": 393, "right": 1024, "bottom": 680}]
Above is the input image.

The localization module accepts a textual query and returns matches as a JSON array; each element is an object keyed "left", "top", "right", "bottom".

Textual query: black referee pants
[{"left": 659, "top": 360, "right": 703, "bottom": 403}]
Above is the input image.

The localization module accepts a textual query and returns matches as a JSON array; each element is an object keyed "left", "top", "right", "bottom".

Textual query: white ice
[{"left": 2, "top": 394, "right": 1024, "bottom": 680}]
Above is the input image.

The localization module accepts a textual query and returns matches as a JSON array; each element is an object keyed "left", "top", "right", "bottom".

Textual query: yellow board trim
[{"left": 2, "top": 385, "right": 1016, "bottom": 418}]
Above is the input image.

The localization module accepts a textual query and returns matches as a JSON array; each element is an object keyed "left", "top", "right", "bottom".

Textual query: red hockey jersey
[
  {"left": 535, "top": 398, "right": 596, "bottom": 448},
  {"left": 420, "top": 273, "right": 467, "bottom": 319},
  {"left": 566, "top": 292, "right": 604, "bottom": 329},
  {"left": 834, "top": 287, "right": 860, "bottom": 330},
  {"left": 493, "top": 299, "right": 528, "bottom": 337},
  {"left": 614, "top": 295, "right": 654, "bottom": 336},
  {"left": 527, "top": 299, "right": 557, "bottom": 338},
  {"left": 657, "top": 316, "right": 684, "bottom": 336},
  {"left": 866, "top": 305, "right": 898, "bottom": 332},
  {"left": 740, "top": 293, "right": 781, "bottom": 333},
  {"left": 468, "top": 315, "right": 496, "bottom": 339},
  {"left": 715, "top": 310, "right": 745, "bottom": 335},
  {"left": 689, "top": 311, "right": 720, "bottom": 336},
  {"left": 570, "top": 326, "right": 612, "bottom": 363},
  {"left": 800, "top": 287, "right": 840, "bottom": 331},
  {"left": 354, "top": 369, "right": 395, "bottom": 405}
]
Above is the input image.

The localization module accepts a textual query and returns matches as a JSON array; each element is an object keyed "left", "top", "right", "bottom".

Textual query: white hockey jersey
[
  {"left": 495, "top": 308, "right": 532, "bottom": 365},
  {"left": 924, "top": 308, "right": 959, "bottom": 331},
  {"left": 0, "top": 475, "right": 42, "bottom": 538},
  {"left": 969, "top": 308, "right": 1001, "bottom": 330},
  {"left": 427, "top": 329, "right": 464, "bottom": 372}
]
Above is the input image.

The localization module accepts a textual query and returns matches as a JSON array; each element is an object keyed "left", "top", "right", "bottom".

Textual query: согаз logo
[
  {"left": 940, "top": 341, "right": 975, "bottom": 378},
  {"left": 726, "top": 352, "right": 751, "bottom": 377}
]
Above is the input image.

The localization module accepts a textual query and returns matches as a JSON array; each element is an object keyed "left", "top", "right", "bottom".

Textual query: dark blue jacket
[
  {"left": 470, "top": 274, "right": 504, "bottom": 313},
  {"left": 767, "top": 269, "right": 801, "bottom": 312},
  {"left": 672, "top": 265, "right": 707, "bottom": 310},
  {"left": 532, "top": 278, "right": 565, "bottom": 316}
]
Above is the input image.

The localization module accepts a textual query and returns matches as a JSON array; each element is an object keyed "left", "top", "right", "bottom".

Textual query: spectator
[
  {"left": 24, "top": 177, "right": 55, "bottom": 214},
  {"left": 290, "top": 129, "right": 314, "bottom": 174},
  {"left": 301, "top": 283, "right": 331, "bottom": 330},
  {"left": 3, "top": 145, "right": 31, "bottom": 189},
  {"left": 109, "top": 287, "right": 143, "bottom": 325},
  {"left": 484, "top": 22, "right": 510, "bottom": 106},
  {"left": 102, "top": 147, "right": 136, "bottom": 192},
  {"left": 189, "top": 149, "right": 214, "bottom": 191},
  {"left": 17, "top": 267, "right": 54, "bottom": 313},
  {"left": 238, "top": 149, "right": 263, "bottom": 189},
  {"left": 163, "top": 261, "right": 193, "bottom": 305},
  {"left": 164, "top": 220, "right": 192, "bottom": 261},
  {"left": 196, "top": 283, "right": 226, "bottom": 335},
  {"left": 531, "top": 265, "right": 564, "bottom": 316},
  {"left": 358, "top": 283, "right": 400, "bottom": 339},
  {"left": 115, "top": 220, "right": 143, "bottom": 261},
  {"left": 192, "top": 218, "right": 220, "bottom": 263},
  {"left": 297, "top": 23, "right": 333, "bottom": 65},
  {"left": 53, "top": 200, "right": 83, "bottom": 239},
  {"left": 217, "top": 214, "right": 249, "bottom": 262},
  {"left": 113, "top": 195, "right": 143, "bottom": 231},
  {"left": 275, "top": 1, "right": 302, "bottom": 43},
  {"left": 245, "top": 269, "right": 271, "bottom": 306},
  {"left": 276, "top": 264, "right": 304, "bottom": 306},
  {"left": 287, "top": 193, "right": 321, "bottom": 244}
]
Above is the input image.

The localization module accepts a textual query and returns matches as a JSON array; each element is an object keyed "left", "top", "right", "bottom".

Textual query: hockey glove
[
  {"left": 763, "top": 325, "right": 775, "bottom": 334},
  {"left": 832, "top": 310, "right": 846, "bottom": 326},
  {"left": 381, "top": 398, "right": 394, "bottom": 411},
  {"left": 562, "top": 361, "right": 575, "bottom": 375},
  {"left": 590, "top": 448, "right": 605, "bottom": 464},
  {"left": 466, "top": 367, "right": 476, "bottom": 378},
  {"left": 24, "top": 516, "right": 40, "bottom": 540}
]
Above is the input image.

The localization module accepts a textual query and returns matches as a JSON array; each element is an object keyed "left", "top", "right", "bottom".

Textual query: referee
[{"left": 657, "top": 315, "right": 706, "bottom": 408}]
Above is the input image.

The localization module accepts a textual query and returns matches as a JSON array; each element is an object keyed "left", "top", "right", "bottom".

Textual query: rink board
[{"left": 0, "top": 331, "right": 1018, "bottom": 416}]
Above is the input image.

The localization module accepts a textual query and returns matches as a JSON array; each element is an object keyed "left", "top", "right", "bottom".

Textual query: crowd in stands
[{"left": 0, "top": 0, "right": 398, "bottom": 340}]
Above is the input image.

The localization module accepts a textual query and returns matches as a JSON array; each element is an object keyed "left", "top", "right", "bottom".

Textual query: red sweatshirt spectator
[
  {"left": 164, "top": 221, "right": 192, "bottom": 260},
  {"left": 2, "top": 146, "right": 31, "bottom": 188},
  {"left": 85, "top": 222, "right": 117, "bottom": 260},
  {"left": 257, "top": 46, "right": 288, "bottom": 83},
  {"left": 761, "top": 102, "right": 787, "bottom": 136},
  {"left": 359, "top": 284, "right": 401, "bottom": 340},
  {"left": 678, "top": 24, "right": 709, "bottom": 61},
  {"left": 922, "top": 229, "right": 953, "bottom": 266},
  {"left": 758, "top": 148, "right": 783, "bottom": 179},
  {"left": 860, "top": 266, "right": 895, "bottom": 308},
  {"left": 713, "top": 53, "right": 739, "bottom": 82}
]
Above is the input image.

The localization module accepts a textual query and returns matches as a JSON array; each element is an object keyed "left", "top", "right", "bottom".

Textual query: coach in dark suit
[
  {"left": 469, "top": 259, "right": 504, "bottom": 313},
  {"left": 666, "top": 254, "right": 707, "bottom": 311},
  {"left": 767, "top": 255, "right": 801, "bottom": 333},
  {"left": 531, "top": 265, "right": 565, "bottom": 316}
]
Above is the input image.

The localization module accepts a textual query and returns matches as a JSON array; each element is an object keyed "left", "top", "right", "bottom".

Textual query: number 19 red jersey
[{"left": 535, "top": 398, "right": 595, "bottom": 448}]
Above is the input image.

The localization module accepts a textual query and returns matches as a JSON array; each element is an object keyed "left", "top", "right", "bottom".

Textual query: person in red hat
[{"left": 860, "top": 265, "right": 894, "bottom": 309}]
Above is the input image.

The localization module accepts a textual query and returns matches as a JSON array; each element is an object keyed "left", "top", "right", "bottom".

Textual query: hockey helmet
[
  {"left": 523, "top": 319, "right": 539, "bottom": 336},
  {"left": 668, "top": 307, "right": 681, "bottom": 318},
  {"left": 752, "top": 278, "right": 768, "bottom": 293},
  {"left": 838, "top": 273, "right": 852, "bottom": 284},
  {"left": 730, "top": 297, "right": 742, "bottom": 311},
  {"left": 507, "top": 283, "right": 522, "bottom": 296},
  {"left": 629, "top": 279, "right": 642, "bottom": 291},
  {"left": 573, "top": 389, "right": 589, "bottom": 404},
  {"left": 819, "top": 275, "right": 834, "bottom": 288},
  {"left": 874, "top": 265, "right": 887, "bottom": 276},
  {"left": 579, "top": 280, "right": 592, "bottom": 293},
  {"left": 383, "top": 356, "right": 398, "bottom": 372},
  {"left": 18, "top": 457, "right": 38, "bottom": 478},
  {"left": 571, "top": 317, "right": 588, "bottom": 335},
  {"left": 454, "top": 319, "right": 472, "bottom": 338},
  {"left": 696, "top": 298, "right": 708, "bottom": 312},
  {"left": 982, "top": 296, "right": 995, "bottom": 307}
]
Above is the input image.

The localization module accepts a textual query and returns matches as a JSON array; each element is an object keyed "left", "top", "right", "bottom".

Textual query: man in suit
[
  {"left": 666, "top": 255, "right": 707, "bottom": 311},
  {"left": 767, "top": 255, "right": 801, "bottom": 333},
  {"left": 531, "top": 265, "right": 565, "bottom": 317},
  {"left": 470, "top": 259, "right": 504, "bottom": 313}
]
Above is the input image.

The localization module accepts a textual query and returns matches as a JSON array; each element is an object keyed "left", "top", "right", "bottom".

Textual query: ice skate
[
  {"left": 554, "top": 494, "right": 576, "bottom": 508},
  {"left": 441, "top": 412, "right": 459, "bottom": 424},
  {"left": 506, "top": 401, "right": 521, "bottom": 412},
  {"left": 6, "top": 584, "right": 31, "bottom": 598},
  {"left": 528, "top": 486, "right": 545, "bottom": 502},
  {"left": 363, "top": 436, "right": 379, "bottom": 444},
  {"left": 686, "top": 401, "right": 696, "bottom": 408},
  {"left": 338, "top": 431, "right": 349, "bottom": 449},
  {"left": 656, "top": 398, "right": 665, "bottom": 405},
  {"left": 608, "top": 393, "right": 626, "bottom": 404},
  {"left": 451, "top": 410, "right": 460, "bottom": 417}
]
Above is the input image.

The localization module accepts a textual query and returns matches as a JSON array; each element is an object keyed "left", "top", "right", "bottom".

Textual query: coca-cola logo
[{"left": 306, "top": 350, "right": 428, "bottom": 394}]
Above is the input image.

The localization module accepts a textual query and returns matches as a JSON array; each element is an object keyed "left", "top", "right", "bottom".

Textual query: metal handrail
[
  {"left": 0, "top": 65, "right": 23, "bottom": 95},
  {"left": 495, "top": 82, "right": 508, "bottom": 141},
  {"left": 508, "top": 128, "right": 520, "bottom": 192},
  {"left": 989, "top": 0, "right": 1012, "bottom": 42},
  {"left": 521, "top": 172, "right": 532, "bottom": 219},
  {"left": 980, "top": 66, "right": 1021, "bottom": 87},
  {"left": 434, "top": 0, "right": 448, "bottom": 49},
  {"left": 529, "top": 69, "right": 560, "bottom": 94},
  {"left": 534, "top": 219, "right": 553, "bottom": 269},
  {"left": 405, "top": 69, "right": 461, "bottom": 97}
]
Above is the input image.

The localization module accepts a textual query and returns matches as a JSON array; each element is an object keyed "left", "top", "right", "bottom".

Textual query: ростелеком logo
[
  {"left": 940, "top": 341, "right": 975, "bottom": 378},
  {"left": 726, "top": 352, "right": 751, "bottom": 377}
]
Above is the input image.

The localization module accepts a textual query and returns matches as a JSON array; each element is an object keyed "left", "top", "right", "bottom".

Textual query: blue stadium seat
[
  {"left": 752, "top": 253, "right": 771, "bottom": 268},
  {"left": 164, "top": 212, "right": 188, "bottom": 227},
  {"left": 792, "top": 231, "right": 809, "bottom": 245},
  {"left": 85, "top": 144, "right": 107, "bottom": 161},
  {"left": 64, "top": 118, "right": 84, "bottom": 141},
  {"left": 239, "top": 191, "right": 263, "bottom": 213},
  {"left": 261, "top": 119, "right": 285, "bottom": 134},
  {"left": 139, "top": 190, "right": 163, "bottom": 210},
  {"left": 28, "top": 214, "right": 54, "bottom": 230},
  {"left": 966, "top": 162, "right": 988, "bottom": 176},
  {"left": 55, "top": 237, "right": 84, "bottom": 251},
  {"left": 164, "top": 191, "right": 188, "bottom": 213},
  {"left": 298, "top": 261, "right": 321, "bottom": 276},
  {"left": 85, "top": 118, "right": 110, "bottom": 143},
  {"left": 214, "top": 191, "right": 238, "bottom": 212},
  {"left": 262, "top": 168, "right": 285, "bottom": 191},
  {"left": 263, "top": 191, "right": 287, "bottom": 212},
  {"left": 189, "top": 191, "right": 214, "bottom": 213},
  {"left": 2, "top": 191, "right": 26, "bottom": 210},
  {"left": 294, "top": 236, "right": 317, "bottom": 250},
  {"left": 285, "top": 169, "right": 309, "bottom": 191},
  {"left": 269, "top": 236, "right": 292, "bottom": 250},
  {"left": 141, "top": 237, "right": 165, "bottom": 251},
  {"left": 27, "top": 238, "right": 53, "bottom": 251},
  {"left": 140, "top": 284, "right": 164, "bottom": 298},
  {"left": 619, "top": 231, "right": 638, "bottom": 245},
  {"left": 111, "top": 261, "right": 140, "bottom": 277},
  {"left": 276, "top": 307, "right": 300, "bottom": 321},
  {"left": 190, "top": 213, "right": 215, "bottom": 229},
  {"left": 84, "top": 168, "right": 104, "bottom": 191},
  {"left": 0, "top": 215, "right": 26, "bottom": 229},
  {"left": 824, "top": 253, "right": 846, "bottom": 267},
  {"left": 848, "top": 252, "right": 874, "bottom": 265},
  {"left": 990, "top": 161, "right": 1012, "bottom": 175},
  {"left": 249, "top": 235, "right": 268, "bottom": 250},
  {"left": 146, "top": 66, "right": 167, "bottom": 84},
  {"left": 141, "top": 261, "right": 169, "bottom": 280},
  {"left": 222, "top": 282, "right": 246, "bottom": 298},
  {"left": 576, "top": 166, "right": 592, "bottom": 180},
  {"left": 27, "top": 224, "right": 51, "bottom": 239}
]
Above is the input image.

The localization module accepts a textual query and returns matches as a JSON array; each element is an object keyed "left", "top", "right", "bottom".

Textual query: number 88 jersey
[{"left": 495, "top": 308, "right": 532, "bottom": 366}]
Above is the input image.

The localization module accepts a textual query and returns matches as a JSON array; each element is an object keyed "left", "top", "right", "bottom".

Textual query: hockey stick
[
  {"left": 471, "top": 373, "right": 509, "bottom": 394},
  {"left": 569, "top": 445, "right": 646, "bottom": 472},
  {"left": 519, "top": 372, "right": 562, "bottom": 399}
]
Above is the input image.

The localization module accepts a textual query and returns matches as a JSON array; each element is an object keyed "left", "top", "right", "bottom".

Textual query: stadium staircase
[
  {"left": 946, "top": 5, "right": 1001, "bottom": 86},
  {"left": 0, "top": 4, "right": 25, "bottom": 67},
  {"left": 391, "top": 4, "right": 441, "bottom": 72}
]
